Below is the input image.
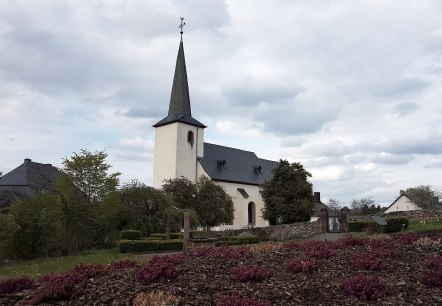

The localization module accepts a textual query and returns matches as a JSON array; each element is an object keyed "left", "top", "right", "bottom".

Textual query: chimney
[
  {"left": 400, "top": 190, "right": 405, "bottom": 196},
  {"left": 24, "top": 158, "right": 31, "bottom": 163},
  {"left": 314, "top": 192, "right": 321, "bottom": 203}
]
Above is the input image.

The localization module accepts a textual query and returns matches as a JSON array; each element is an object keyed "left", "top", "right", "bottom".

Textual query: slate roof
[
  {"left": 153, "top": 37, "right": 206, "bottom": 129},
  {"left": 0, "top": 159, "right": 61, "bottom": 198},
  {"left": 198, "top": 143, "right": 278, "bottom": 186}
]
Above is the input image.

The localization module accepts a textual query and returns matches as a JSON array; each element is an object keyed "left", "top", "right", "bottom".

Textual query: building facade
[{"left": 152, "top": 35, "right": 277, "bottom": 229}]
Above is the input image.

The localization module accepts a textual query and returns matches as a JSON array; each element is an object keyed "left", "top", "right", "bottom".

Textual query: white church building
[{"left": 152, "top": 34, "right": 278, "bottom": 229}]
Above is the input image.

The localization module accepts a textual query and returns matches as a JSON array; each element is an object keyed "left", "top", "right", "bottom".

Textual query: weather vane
[{"left": 179, "top": 17, "right": 186, "bottom": 35}]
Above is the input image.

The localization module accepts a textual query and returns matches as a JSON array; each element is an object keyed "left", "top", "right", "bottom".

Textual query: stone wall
[
  {"left": 348, "top": 210, "right": 442, "bottom": 223},
  {"left": 225, "top": 220, "right": 322, "bottom": 241}
]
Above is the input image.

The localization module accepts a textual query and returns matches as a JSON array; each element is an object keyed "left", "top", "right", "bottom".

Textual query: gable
[
  {"left": 384, "top": 194, "right": 421, "bottom": 213},
  {"left": 198, "top": 143, "right": 278, "bottom": 186}
]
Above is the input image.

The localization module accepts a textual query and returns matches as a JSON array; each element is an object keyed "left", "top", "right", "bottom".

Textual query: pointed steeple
[
  {"left": 168, "top": 38, "right": 191, "bottom": 116},
  {"left": 153, "top": 31, "right": 206, "bottom": 128}
]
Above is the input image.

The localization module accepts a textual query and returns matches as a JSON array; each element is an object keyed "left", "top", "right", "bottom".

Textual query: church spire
[{"left": 153, "top": 18, "right": 206, "bottom": 129}]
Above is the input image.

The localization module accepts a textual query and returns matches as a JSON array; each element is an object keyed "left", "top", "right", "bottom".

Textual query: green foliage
[
  {"left": 190, "top": 231, "right": 224, "bottom": 239},
  {"left": 9, "top": 193, "right": 62, "bottom": 259},
  {"left": 91, "top": 192, "right": 123, "bottom": 248},
  {"left": 408, "top": 217, "right": 442, "bottom": 232},
  {"left": 260, "top": 160, "right": 314, "bottom": 224},
  {"left": 120, "top": 230, "right": 142, "bottom": 240},
  {"left": 62, "top": 149, "right": 121, "bottom": 204},
  {"left": 350, "top": 197, "right": 381, "bottom": 215},
  {"left": 385, "top": 217, "right": 409, "bottom": 233},
  {"left": 149, "top": 233, "right": 184, "bottom": 240},
  {"left": 119, "top": 180, "right": 177, "bottom": 236},
  {"left": 0, "top": 214, "right": 20, "bottom": 259},
  {"left": 348, "top": 221, "right": 377, "bottom": 232},
  {"left": 405, "top": 185, "right": 441, "bottom": 210},
  {"left": 215, "top": 236, "right": 260, "bottom": 246},
  {"left": 162, "top": 176, "right": 234, "bottom": 229},
  {"left": 119, "top": 239, "right": 183, "bottom": 253}
]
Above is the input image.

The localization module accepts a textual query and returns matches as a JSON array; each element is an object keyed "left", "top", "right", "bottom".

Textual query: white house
[
  {"left": 383, "top": 192, "right": 422, "bottom": 214},
  {"left": 152, "top": 34, "right": 278, "bottom": 229}
]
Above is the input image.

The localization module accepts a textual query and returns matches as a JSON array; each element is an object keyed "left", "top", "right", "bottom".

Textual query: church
[{"left": 152, "top": 30, "right": 278, "bottom": 230}]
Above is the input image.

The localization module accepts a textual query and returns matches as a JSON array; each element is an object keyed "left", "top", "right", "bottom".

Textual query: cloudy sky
[{"left": 1, "top": 0, "right": 441, "bottom": 206}]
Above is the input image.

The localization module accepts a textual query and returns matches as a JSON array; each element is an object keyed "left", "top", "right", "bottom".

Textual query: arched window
[
  {"left": 187, "top": 130, "right": 194, "bottom": 146},
  {"left": 248, "top": 202, "right": 256, "bottom": 225}
]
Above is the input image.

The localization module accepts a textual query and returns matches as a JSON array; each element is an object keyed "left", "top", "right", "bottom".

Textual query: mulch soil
[{"left": 1, "top": 232, "right": 442, "bottom": 305}]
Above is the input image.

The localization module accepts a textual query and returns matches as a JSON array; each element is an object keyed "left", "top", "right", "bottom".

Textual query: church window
[
  {"left": 248, "top": 202, "right": 256, "bottom": 225},
  {"left": 187, "top": 130, "right": 194, "bottom": 146}
]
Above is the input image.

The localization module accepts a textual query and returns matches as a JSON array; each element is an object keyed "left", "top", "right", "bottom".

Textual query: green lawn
[
  {"left": 407, "top": 217, "right": 442, "bottom": 232},
  {"left": 0, "top": 248, "right": 140, "bottom": 280}
]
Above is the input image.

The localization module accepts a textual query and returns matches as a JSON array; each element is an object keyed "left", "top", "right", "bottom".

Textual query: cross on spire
[{"left": 179, "top": 17, "right": 185, "bottom": 36}]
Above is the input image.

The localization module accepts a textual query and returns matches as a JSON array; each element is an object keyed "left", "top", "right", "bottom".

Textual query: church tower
[{"left": 152, "top": 29, "right": 206, "bottom": 188}]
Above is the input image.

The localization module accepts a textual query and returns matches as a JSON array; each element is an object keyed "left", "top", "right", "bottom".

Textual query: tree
[
  {"left": 162, "top": 176, "right": 234, "bottom": 229},
  {"left": 62, "top": 149, "right": 121, "bottom": 204},
  {"left": 260, "top": 159, "right": 314, "bottom": 225},
  {"left": 405, "top": 185, "right": 441, "bottom": 210},
  {"left": 194, "top": 176, "right": 234, "bottom": 229},
  {"left": 327, "top": 198, "right": 342, "bottom": 214},
  {"left": 350, "top": 197, "right": 380, "bottom": 215}
]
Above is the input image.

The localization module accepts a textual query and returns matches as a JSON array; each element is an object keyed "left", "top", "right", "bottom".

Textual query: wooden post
[{"left": 183, "top": 211, "right": 190, "bottom": 252}]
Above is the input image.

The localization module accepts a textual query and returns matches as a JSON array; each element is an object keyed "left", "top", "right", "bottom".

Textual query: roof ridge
[{"left": 204, "top": 142, "right": 258, "bottom": 156}]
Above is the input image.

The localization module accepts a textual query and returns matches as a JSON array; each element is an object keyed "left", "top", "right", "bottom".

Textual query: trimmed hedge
[
  {"left": 191, "top": 231, "right": 223, "bottom": 239},
  {"left": 120, "top": 230, "right": 142, "bottom": 240},
  {"left": 215, "top": 236, "right": 260, "bottom": 246},
  {"left": 385, "top": 217, "right": 409, "bottom": 233},
  {"left": 119, "top": 239, "right": 183, "bottom": 253},
  {"left": 348, "top": 217, "right": 409, "bottom": 233},
  {"left": 149, "top": 233, "right": 184, "bottom": 240}
]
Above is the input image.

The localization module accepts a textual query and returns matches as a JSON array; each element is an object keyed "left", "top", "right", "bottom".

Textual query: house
[
  {"left": 383, "top": 191, "right": 422, "bottom": 214},
  {"left": 152, "top": 33, "right": 278, "bottom": 229},
  {"left": 0, "top": 158, "right": 61, "bottom": 207}
]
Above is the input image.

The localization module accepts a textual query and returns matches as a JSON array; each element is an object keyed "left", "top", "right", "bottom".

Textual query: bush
[
  {"left": 231, "top": 265, "right": 269, "bottom": 282},
  {"left": 0, "top": 277, "right": 34, "bottom": 294},
  {"left": 285, "top": 259, "right": 316, "bottom": 273},
  {"left": 120, "top": 230, "right": 142, "bottom": 240},
  {"left": 136, "top": 255, "right": 183, "bottom": 284},
  {"left": 72, "top": 264, "right": 107, "bottom": 278},
  {"left": 191, "top": 231, "right": 223, "bottom": 239},
  {"left": 215, "top": 236, "right": 260, "bottom": 246},
  {"left": 424, "top": 255, "right": 442, "bottom": 270},
  {"left": 341, "top": 274, "right": 388, "bottom": 301},
  {"left": 109, "top": 259, "right": 140, "bottom": 270},
  {"left": 385, "top": 218, "right": 409, "bottom": 233},
  {"left": 33, "top": 272, "right": 87, "bottom": 304},
  {"left": 350, "top": 253, "right": 389, "bottom": 271},
  {"left": 419, "top": 270, "right": 442, "bottom": 287},
  {"left": 148, "top": 233, "right": 184, "bottom": 240},
  {"left": 348, "top": 221, "right": 376, "bottom": 233},
  {"left": 337, "top": 236, "right": 366, "bottom": 247},
  {"left": 119, "top": 239, "right": 183, "bottom": 253}
]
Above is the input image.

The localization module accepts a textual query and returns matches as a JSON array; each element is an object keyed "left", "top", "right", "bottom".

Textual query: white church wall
[
  {"left": 153, "top": 124, "right": 178, "bottom": 188},
  {"left": 175, "top": 123, "right": 204, "bottom": 182}
]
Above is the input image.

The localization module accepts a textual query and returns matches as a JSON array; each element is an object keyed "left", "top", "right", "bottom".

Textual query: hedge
[
  {"left": 348, "top": 221, "right": 376, "bottom": 233},
  {"left": 119, "top": 239, "right": 183, "bottom": 253},
  {"left": 120, "top": 230, "right": 142, "bottom": 240},
  {"left": 215, "top": 236, "right": 260, "bottom": 246},
  {"left": 191, "top": 231, "right": 223, "bottom": 239},
  {"left": 385, "top": 217, "right": 409, "bottom": 233},
  {"left": 149, "top": 233, "right": 184, "bottom": 240},
  {"left": 348, "top": 218, "right": 409, "bottom": 233}
]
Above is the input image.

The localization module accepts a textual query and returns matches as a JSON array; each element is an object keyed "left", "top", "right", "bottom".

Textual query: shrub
[
  {"left": 215, "top": 236, "right": 260, "bottom": 246},
  {"left": 120, "top": 230, "right": 142, "bottom": 240},
  {"left": 231, "top": 265, "right": 269, "bottom": 282},
  {"left": 350, "top": 253, "right": 389, "bottom": 271},
  {"left": 119, "top": 239, "right": 183, "bottom": 253},
  {"left": 302, "top": 242, "right": 336, "bottom": 259},
  {"left": 385, "top": 218, "right": 409, "bottom": 233},
  {"left": 133, "top": 290, "right": 180, "bottom": 306},
  {"left": 0, "top": 277, "right": 34, "bottom": 294},
  {"left": 281, "top": 242, "right": 301, "bottom": 250},
  {"left": 285, "top": 259, "right": 316, "bottom": 273},
  {"left": 341, "top": 274, "right": 388, "bottom": 301},
  {"left": 414, "top": 237, "right": 442, "bottom": 249},
  {"left": 424, "top": 255, "right": 442, "bottom": 270},
  {"left": 149, "top": 233, "right": 183, "bottom": 239},
  {"left": 250, "top": 243, "right": 281, "bottom": 253},
  {"left": 109, "top": 259, "right": 140, "bottom": 270},
  {"left": 394, "top": 233, "right": 422, "bottom": 245},
  {"left": 72, "top": 264, "right": 107, "bottom": 278},
  {"left": 338, "top": 236, "right": 366, "bottom": 247},
  {"left": 215, "top": 294, "right": 272, "bottom": 306},
  {"left": 348, "top": 221, "right": 376, "bottom": 233},
  {"left": 32, "top": 272, "right": 87, "bottom": 304},
  {"left": 191, "top": 246, "right": 217, "bottom": 257},
  {"left": 419, "top": 270, "right": 442, "bottom": 287},
  {"left": 136, "top": 262, "right": 178, "bottom": 284},
  {"left": 217, "top": 245, "right": 250, "bottom": 259}
]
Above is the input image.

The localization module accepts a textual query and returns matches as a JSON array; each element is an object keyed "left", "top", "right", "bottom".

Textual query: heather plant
[
  {"left": 133, "top": 290, "right": 180, "bottom": 306},
  {"left": 393, "top": 233, "right": 422, "bottom": 246},
  {"left": 0, "top": 277, "right": 34, "bottom": 294},
  {"left": 215, "top": 294, "right": 272, "bottom": 306},
  {"left": 414, "top": 237, "right": 442, "bottom": 250},
  {"left": 191, "top": 246, "right": 217, "bottom": 257},
  {"left": 231, "top": 265, "right": 269, "bottom": 282},
  {"left": 303, "top": 242, "right": 336, "bottom": 259},
  {"left": 136, "top": 255, "right": 183, "bottom": 284},
  {"left": 217, "top": 245, "right": 250, "bottom": 259},
  {"left": 285, "top": 259, "right": 316, "bottom": 273},
  {"left": 250, "top": 243, "right": 281, "bottom": 253},
  {"left": 32, "top": 272, "right": 87, "bottom": 304},
  {"left": 350, "top": 253, "right": 389, "bottom": 271},
  {"left": 341, "top": 274, "right": 388, "bottom": 301},
  {"left": 281, "top": 242, "right": 301, "bottom": 250},
  {"left": 419, "top": 270, "right": 442, "bottom": 287},
  {"left": 424, "top": 255, "right": 442, "bottom": 269},
  {"left": 337, "top": 236, "right": 366, "bottom": 247},
  {"left": 72, "top": 263, "right": 107, "bottom": 278}
]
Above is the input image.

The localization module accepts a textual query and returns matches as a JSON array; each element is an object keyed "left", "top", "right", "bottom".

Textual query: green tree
[
  {"left": 260, "top": 160, "right": 314, "bottom": 225},
  {"left": 405, "top": 185, "right": 441, "bottom": 210},
  {"left": 162, "top": 177, "right": 234, "bottom": 229},
  {"left": 92, "top": 192, "right": 123, "bottom": 248},
  {"left": 0, "top": 214, "right": 20, "bottom": 259},
  {"left": 62, "top": 149, "right": 121, "bottom": 204},
  {"left": 195, "top": 176, "right": 234, "bottom": 229},
  {"left": 9, "top": 193, "right": 62, "bottom": 258}
]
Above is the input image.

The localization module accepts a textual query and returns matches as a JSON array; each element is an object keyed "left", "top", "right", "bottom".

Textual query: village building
[
  {"left": 152, "top": 33, "right": 278, "bottom": 229},
  {"left": 383, "top": 191, "right": 422, "bottom": 214}
]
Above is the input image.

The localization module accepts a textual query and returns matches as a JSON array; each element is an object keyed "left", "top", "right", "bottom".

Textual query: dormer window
[
  {"left": 254, "top": 166, "right": 262, "bottom": 174},
  {"left": 187, "top": 130, "right": 194, "bottom": 147},
  {"left": 217, "top": 160, "right": 227, "bottom": 169}
]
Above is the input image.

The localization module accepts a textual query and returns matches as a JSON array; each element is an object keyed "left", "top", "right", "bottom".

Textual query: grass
[
  {"left": 0, "top": 248, "right": 139, "bottom": 280},
  {"left": 407, "top": 217, "right": 442, "bottom": 232}
]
